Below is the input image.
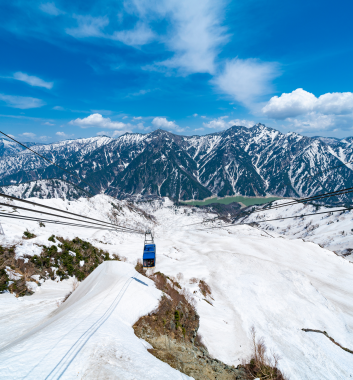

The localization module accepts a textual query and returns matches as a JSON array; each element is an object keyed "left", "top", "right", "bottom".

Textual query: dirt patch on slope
[{"left": 133, "top": 267, "right": 247, "bottom": 379}]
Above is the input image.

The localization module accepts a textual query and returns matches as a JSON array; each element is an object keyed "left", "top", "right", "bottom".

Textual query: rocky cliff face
[{"left": 0, "top": 125, "right": 352, "bottom": 204}]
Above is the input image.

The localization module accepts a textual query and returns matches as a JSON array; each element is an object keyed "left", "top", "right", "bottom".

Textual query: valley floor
[{"left": 0, "top": 196, "right": 352, "bottom": 379}]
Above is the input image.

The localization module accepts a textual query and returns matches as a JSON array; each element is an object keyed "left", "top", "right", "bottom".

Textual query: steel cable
[
  {"left": 0, "top": 131, "right": 100, "bottom": 193},
  {"left": 0, "top": 202, "right": 142, "bottom": 233},
  {"left": 0, "top": 213, "right": 129, "bottom": 231},
  {"left": 0, "top": 192, "right": 141, "bottom": 233}
]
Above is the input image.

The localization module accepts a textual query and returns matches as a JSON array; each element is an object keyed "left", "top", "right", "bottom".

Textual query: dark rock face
[{"left": 0, "top": 126, "right": 352, "bottom": 204}]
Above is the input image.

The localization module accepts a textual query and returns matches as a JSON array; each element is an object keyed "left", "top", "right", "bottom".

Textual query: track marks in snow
[{"left": 45, "top": 275, "right": 134, "bottom": 380}]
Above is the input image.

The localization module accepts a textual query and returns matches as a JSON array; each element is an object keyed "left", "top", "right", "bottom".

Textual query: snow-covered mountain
[
  {"left": 0, "top": 179, "right": 90, "bottom": 200},
  {"left": 0, "top": 138, "right": 37, "bottom": 157},
  {"left": 1, "top": 126, "right": 352, "bottom": 204}
]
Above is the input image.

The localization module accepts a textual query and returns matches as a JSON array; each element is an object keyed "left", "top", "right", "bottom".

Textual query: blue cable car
[{"left": 143, "top": 231, "right": 156, "bottom": 269}]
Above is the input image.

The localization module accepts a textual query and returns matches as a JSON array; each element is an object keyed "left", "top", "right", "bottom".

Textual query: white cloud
[
  {"left": 112, "top": 22, "right": 155, "bottom": 46},
  {"left": 136, "top": 122, "right": 150, "bottom": 131},
  {"left": 19, "top": 132, "right": 36, "bottom": 139},
  {"left": 97, "top": 130, "right": 129, "bottom": 137},
  {"left": 262, "top": 88, "right": 353, "bottom": 119},
  {"left": 214, "top": 58, "right": 279, "bottom": 107},
  {"left": 39, "top": 2, "right": 65, "bottom": 16},
  {"left": 130, "top": 89, "right": 151, "bottom": 97},
  {"left": 133, "top": 116, "right": 143, "bottom": 120},
  {"left": 316, "top": 92, "right": 353, "bottom": 115},
  {"left": 39, "top": 135, "right": 51, "bottom": 141},
  {"left": 120, "top": 0, "right": 228, "bottom": 74},
  {"left": 152, "top": 117, "right": 178, "bottom": 129},
  {"left": 67, "top": 14, "right": 153, "bottom": 47},
  {"left": 56, "top": 131, "right": 73, "bottom": 138},
  {"left": 69, "top": 113, "right": 131, "bottom": 130},
  {"left": 53, "top": 105, "right": 64, "bottom": 110},
  {"left": 285, "top": 113, "right": 336, "bottom": 132},
  {"left": 66, "top": 15, "right": 109, "bottom": 38},
  {"left": 43, "top": 122, "right": 54, "bottom": 126},
  {"left": 157, "top": 1, "right": 227, "bottom": 74},
  {"left": 13, "top": 72, "right": 53, "bottom": 89},
  {"left": 0, "top": 94, "right": 45, "bottom": 109},
  {"left": 203, "top": 116, "right": 255, "bottom": 130},
  {"left": 193, "top": 113, "right": 198, "bottom": 117}
]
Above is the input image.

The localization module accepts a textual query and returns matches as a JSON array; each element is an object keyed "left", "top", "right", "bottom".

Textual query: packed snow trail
[{"left": 0, "top": 261, "right": 192, "bottom": 380}]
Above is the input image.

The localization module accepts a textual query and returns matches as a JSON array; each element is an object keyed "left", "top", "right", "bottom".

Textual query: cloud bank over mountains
[{"left": 262, "top": 89, "right": 353, "bottom": 131}]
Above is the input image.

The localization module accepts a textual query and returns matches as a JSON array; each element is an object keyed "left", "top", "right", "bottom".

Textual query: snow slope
[
  {"left": 0, "top": 179, "right": 89, "bottom": 201},
  {"left": 0, "top": 261, "right": 191, "bottom": 379},
  {"left": 243, "top": 200, "right": 353, "bottom": 261},
  {"left": 0, "top": 195, "right": 352, "bottom": 379}
]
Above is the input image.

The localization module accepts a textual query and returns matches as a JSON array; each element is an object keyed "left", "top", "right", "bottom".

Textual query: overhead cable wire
[
  {"left": 0, "top": 213, "right": 133, "bottom": 232},
  {"left": 0, "top": 130, "right": 100, "bottom": 193},
  {"left": 225, "top": 186, "right": 353, "bottom": 223},
  {"left": 182, "top": 158, "right": 353, "bottom": 228},
  {"left": 237, "top": 206, "right": 352, "bottom": 225},
  {"left": 0, "top": 202, "right": 142, "bottom": 233},
  {"left": 181, "top": 186, "right": 353, "bottom": 228},
  {"left": 258, "top": 187, "right": 353, "bottom": 212},
  {"left": 194, "top": 207, "right": 352, "bottom": 231},
  {"left": 184, "top": 186, "right": 353, "bottom": 228},
  {"left": 0, "top": 192, "right": 141, "bottom": 233}
]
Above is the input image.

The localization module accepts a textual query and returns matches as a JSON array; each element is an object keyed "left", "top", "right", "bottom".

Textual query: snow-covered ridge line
[
  {"left": 243, "top": 199, "right": 353, "bottom": 261},
  {"left": 0, "top": 179, "right": 90, "bottom": 201},
  {"left": 0, "top": 125, "right": 353, "bottom": 204}
]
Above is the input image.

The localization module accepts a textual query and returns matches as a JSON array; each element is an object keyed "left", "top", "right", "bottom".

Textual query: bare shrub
[
  {"left": 199, "top": 280, "right": 212, "bottom": 297},
  {"left": 133, "top": 270, "right": 199, "bottom": 345},
  {"left": 168, "top": 275, "right": 181, "bottom": 289},
  {"left": 23, "top": 266, "right": 35, "bottom": 282},
  {"left": 62, "top": 278, "right": 79, "bottom": 304},
  {"left": 242, "top": 326, "right": 289, "bottom": 380},
  {"left": 181, "top": 288, "right": 196, "bottom": 307},
  {"left": 189, "top": 277, "right": 198, "bottom": 284},
  {"left": 194, "top": 333, "right": 207, "bottom": 351},
  {"left": 62, "top": 291, "right": 72, "bottom": 303},
  {"left": 72, "top": 278, "right": 79, "bottom": 291},
  {"left": 135, "top": 259, "right": 144, "bottom": 275},
  {"left": 120, "top": 256, "right": 127, "bottom": 262},
  {"left": 176, "top": 272, "right": 184, "bottom": 282},
  {"left": 153, "top": 272, "right": 167, "bottom": 290}
]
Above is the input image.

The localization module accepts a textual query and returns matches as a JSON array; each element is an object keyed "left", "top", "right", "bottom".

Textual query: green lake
[{"left": 181, "top": 195, "right": 282, "bottom": 207}]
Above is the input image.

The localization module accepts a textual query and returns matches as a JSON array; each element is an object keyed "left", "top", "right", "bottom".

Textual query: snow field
[
  {"left": 244, "top": 200, "right": 353, "bottom": 261},
  {"left": 0, "top": 195, "right": 353, "bottom": 379},
  {"left": 136, "top": 202, "right": 353, "bottom": 379},
  {"left": 0, "top": 261, "right": 192, "bottom": 379}
]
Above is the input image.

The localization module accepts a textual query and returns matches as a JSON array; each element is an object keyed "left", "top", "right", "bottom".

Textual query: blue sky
[{"left": 1, "top": 0, "right": 352, "bottom": 142}]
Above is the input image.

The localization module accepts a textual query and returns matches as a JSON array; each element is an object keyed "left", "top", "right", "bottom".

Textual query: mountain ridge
[{"left": 1, "top": 125, "right": 353, "bottom": 204}]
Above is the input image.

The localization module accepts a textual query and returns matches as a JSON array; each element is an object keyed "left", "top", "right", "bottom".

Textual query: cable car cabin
[
  {"left": 143, "top": 244, "right": 156, "bottom": 268},
  {"left": 143, "top": 231, "right": 156, "bottom": 269}
]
